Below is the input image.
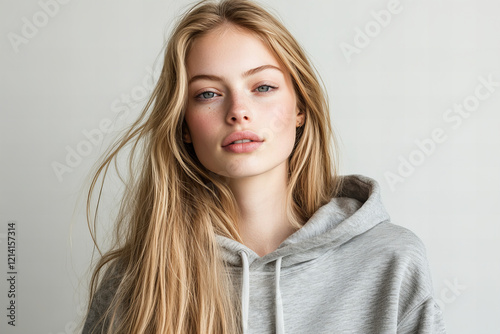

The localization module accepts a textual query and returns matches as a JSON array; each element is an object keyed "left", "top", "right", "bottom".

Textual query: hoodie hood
[{"left": 215, "top": 174, "right": 391, "bottom": 334}]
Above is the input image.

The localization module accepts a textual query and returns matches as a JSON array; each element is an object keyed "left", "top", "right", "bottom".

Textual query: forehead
[{"left": 186, "top": 23, "right": 285, "bottom": 77}]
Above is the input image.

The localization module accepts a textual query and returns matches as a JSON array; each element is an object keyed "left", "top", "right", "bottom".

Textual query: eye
[
  {"left": 255, "top": 85, "right": 275, "bottom": 93},
  {"left": 196, "top": 91, "right": 218, "bottom": 100}
]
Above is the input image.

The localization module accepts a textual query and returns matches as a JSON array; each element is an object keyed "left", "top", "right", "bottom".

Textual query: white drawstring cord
[{"left": 239, "top": 250, "right": 250, "bottom": 334}]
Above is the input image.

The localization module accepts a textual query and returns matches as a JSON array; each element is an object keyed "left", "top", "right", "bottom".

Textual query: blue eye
[
  {"left": 256, "top": 85, "right": 273, "bottom": 92},
  {"left": 198, "top": 91, "right": 216, "bottom": 99}
]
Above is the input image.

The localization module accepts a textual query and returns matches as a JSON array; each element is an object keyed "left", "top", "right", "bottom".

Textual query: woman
[{"left": 81, "top": 0, "right": 446, "bottom": 333}]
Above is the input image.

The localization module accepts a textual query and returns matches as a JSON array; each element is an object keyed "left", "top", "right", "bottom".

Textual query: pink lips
[{"left": 222, "top": 130, "right": 264, "bottom": 153}]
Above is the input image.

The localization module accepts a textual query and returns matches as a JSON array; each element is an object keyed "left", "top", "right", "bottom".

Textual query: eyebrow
[{"left": 188, "top": 64, "right": 283, "bottom": 84}]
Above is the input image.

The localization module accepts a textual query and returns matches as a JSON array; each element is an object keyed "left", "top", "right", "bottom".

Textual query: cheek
[
  {"left": 185, "top": 111, "right": 218, "bottom": 145},
  {"left": 265, "top": 100, "right": 297, "bottom": 140},
  {"left": 256, "top": 102, "right": 297, "bottom": 158}
]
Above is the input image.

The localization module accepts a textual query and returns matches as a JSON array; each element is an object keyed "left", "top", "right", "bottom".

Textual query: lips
[{"left": 222, "top": 130, "right": 264, "bottom": 147}]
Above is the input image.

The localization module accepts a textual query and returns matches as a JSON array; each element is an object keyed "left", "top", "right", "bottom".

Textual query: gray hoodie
[
  {"left": 215, "top": 174, "right": 446, "bottom": 333},
  {"left": 82, "top": 174, "right": 446, "bottom": 333}
]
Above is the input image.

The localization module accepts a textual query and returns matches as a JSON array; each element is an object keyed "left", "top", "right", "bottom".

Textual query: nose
[{"left": 225, "top": 92, "right": 252, "bottom": 124}]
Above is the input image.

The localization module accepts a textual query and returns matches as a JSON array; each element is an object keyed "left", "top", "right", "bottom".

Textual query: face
[{"left": 184, "top": 24, "right": 304, "bottom": 179}]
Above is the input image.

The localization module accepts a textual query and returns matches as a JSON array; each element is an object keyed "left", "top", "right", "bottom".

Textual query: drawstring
[
  {"left": 239, "top": 250, "right": 250, "bottom": 334},
  {"left": 275, "top": 256, "right": 285, "bottom": 334},
  {"left": 238, "top": 251, "right": 285, "bottom": 334}
]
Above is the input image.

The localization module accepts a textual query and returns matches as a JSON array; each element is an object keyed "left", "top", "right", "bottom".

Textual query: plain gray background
[{"left": 1, "top": 0, "right": 499, "bottom": 333}]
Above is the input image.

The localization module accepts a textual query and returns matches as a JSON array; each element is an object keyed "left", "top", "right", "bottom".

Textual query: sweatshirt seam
[{"left": 396, "top": 293, "right": 433, "bottom": 328}]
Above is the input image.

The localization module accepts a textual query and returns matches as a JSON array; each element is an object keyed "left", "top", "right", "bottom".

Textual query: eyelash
[{"left": 195, "top": 85, "right": 277, "bottom": 101}]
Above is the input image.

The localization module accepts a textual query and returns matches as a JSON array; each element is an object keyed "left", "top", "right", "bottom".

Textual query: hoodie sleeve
[
  {"left": 397, "top": 296, "right": 446, "bottom": 333},
  {"left": 392, "top": 226, "right": 447, "bottom": 334}
]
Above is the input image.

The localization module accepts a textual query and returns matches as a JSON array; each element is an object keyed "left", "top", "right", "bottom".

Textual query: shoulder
[
  {"left": 360, "top": 221, "right": 429, "bottom": 264},
  {"left": 364, "top": 222, "right": 432, "bottom": 288},
  {"left": 356, "top": 222, "right": 442, "bottom": 325},
  {"left": 365, "top": 224, "right": 447, "bottom": 332},
  {"left": 82, "top": 259, "right": 126, "bottom": 333},
  {"left": 95, "top": 259, "right": 126, "bottom": 298},
  {"left": 345, "top": 221, "right": 435, "bottom": 303}
]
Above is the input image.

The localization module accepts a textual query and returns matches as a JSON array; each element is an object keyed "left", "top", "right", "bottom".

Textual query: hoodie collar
[{"left": 216, "top": 174, "right": 390, "bottom": 269}]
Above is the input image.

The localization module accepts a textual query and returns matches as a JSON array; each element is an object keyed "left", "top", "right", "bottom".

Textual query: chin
[{"left": 208, "top": 162, "right": 264, "bottom": 179}]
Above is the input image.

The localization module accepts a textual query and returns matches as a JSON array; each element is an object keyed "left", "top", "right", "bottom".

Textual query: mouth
[
  {"left": 229, "top": 139, "right": 254, "bottom": 145},
  {"left": 222, "top": 139, "right": 263, "bottom": 153},
  {"left": 221, "top": 130, "right": 264, "bottom": 148}
]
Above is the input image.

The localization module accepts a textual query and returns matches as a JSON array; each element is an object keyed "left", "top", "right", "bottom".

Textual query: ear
[
  {"left": 295, "top": 109, "right": 305, "bottom": 127},
  {"left": 182, "top": 123, "right": 192, "bottom": 143}
]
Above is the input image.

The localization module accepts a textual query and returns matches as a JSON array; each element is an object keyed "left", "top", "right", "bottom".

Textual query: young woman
[{"left": 81, "top": 0, "right": 446, "bottom": 333}]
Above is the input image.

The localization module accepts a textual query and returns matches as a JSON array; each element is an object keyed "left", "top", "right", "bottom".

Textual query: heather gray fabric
[
  {"left": 82, "top": 262, "right": 123, "bottom": 334},
  {"left": 82, "top": 174, "right": 446, "bottom": 333},
  {"left": 216, "top": 174, "right": 446, "bottom": 333}
]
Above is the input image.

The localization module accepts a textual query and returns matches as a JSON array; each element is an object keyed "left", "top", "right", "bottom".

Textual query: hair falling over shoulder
[{"left": 82, "top": 0, "right": 342, "bottom": 333}]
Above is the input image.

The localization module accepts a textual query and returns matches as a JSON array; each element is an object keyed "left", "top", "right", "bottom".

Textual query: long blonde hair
[{"left": 82, "top": 0, "right": 342, "bottom": 333}]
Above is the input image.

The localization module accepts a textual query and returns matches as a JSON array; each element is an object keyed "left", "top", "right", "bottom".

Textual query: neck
[{"left": 226, "top": 162, "right": 297, "bottom": 257}]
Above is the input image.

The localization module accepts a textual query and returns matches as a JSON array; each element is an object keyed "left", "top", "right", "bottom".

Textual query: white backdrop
[{"left": 1, "top": 0, "right": 499, "bottom": 333}]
